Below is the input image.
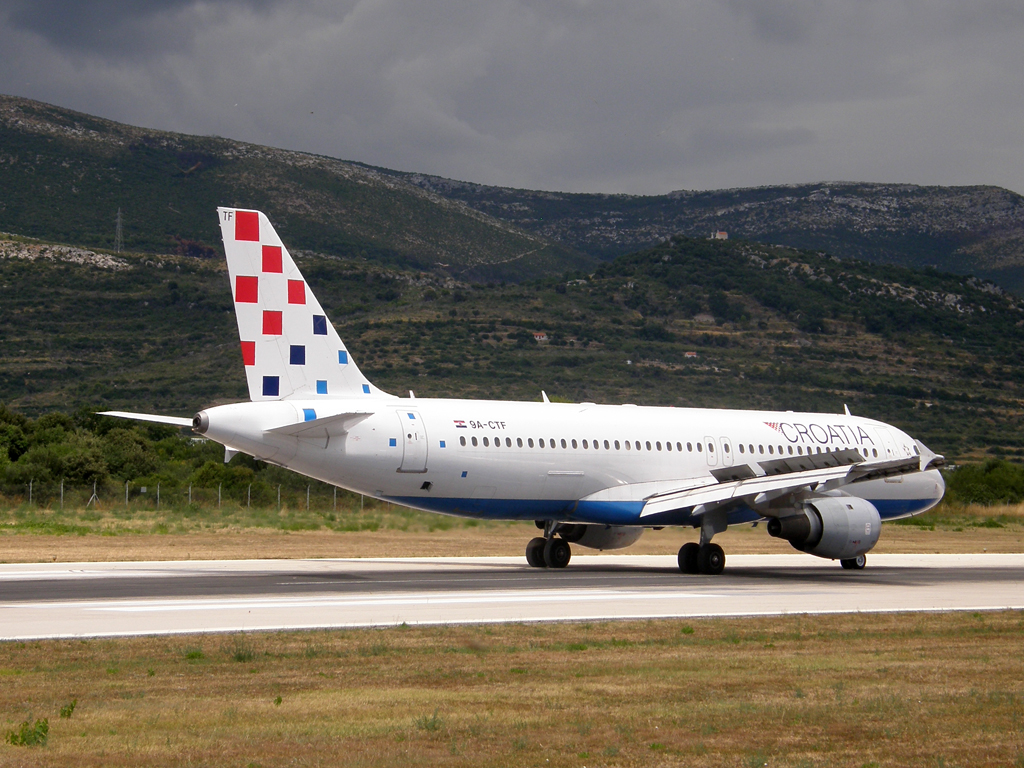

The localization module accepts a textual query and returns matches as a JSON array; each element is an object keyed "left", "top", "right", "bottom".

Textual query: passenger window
[
  {"left": 723, "top": 443, "right": 730, "bottom": 453},
  {"left": 539, "top": 438, "right": 545, "bottom": 448},
  {"left": 614, "top": 440, "right": 620, "bottom": 450},
  {"left": 605, "top": 440, "right": 610, "bottom": 449},
  {"left": 528, "top": 438, "right": 534, "bottom": 448},
  {"left": 483, "top": 437, "right": 490, "bottom": 447},
  {"left": 778, "top": 445, "right": 783, "bottom": 455},
  {"left": 758, "top": 445, "right": 763, "bottom": 454},
  {"left": 687, "top": 442, "right": 692, "bottom": 452},
  {"left": 666, "top": 441, "right": 671, "bottom": 452},
  {"left": 551, "top": 439, "right": 557, "bottom": 449},
  {"left": 472, "top": 437, "right": 478, "bottom": 447},
  {"left": 708, "top": 443, "right": 715, "bottom": 452},
  {"left": 571, "top": 439, "right": 578, "bottom": 449},
  {"left": 495, "top": 439, "right": 500, "bottom": 449},
  {"left": 517, "top": 438, "right": 523, "bottom": 447},
  {"left": 677, "top": 442, "right": 683, "bottom": 452},
  {"left": 635, "top": 441, "right": 641, "bottom": 451},
  {"left": 872, "top": 448, "right": 878, "bottom": 457},
  {"left": 460, "top": 436, "right": 466, "bottom": 446},
  {"left": 582, "top": 440, "right": 588, "bottom": 449},
  {"left": 625, "top": 441, "right": 631, "bottom": 451},
  {"left": 697, "top": 443, "right": 703, "bottom": 453},
  {"left": 748, "top": 444, "right": 754, "bottom": 454},
  {"left": 739, "top": 444, "right": 744, "bottom": 454},
  {"left": 561, "top": 439, "right": 567, "bottom": 449},
  {"left": 506, "top": 437, "right": 512, "bottom": 447},
  {"left": 646, "top": 441, "right": 652, "bottom": 451},
  {"left": 787, "top": 446, "right": 793, "bottom": 455},
  {"left": 656, "top": 442, "right": 662, "bottom": 451},
  {"left": 768, "top": 445, "right": 774, "bottom": 454}
]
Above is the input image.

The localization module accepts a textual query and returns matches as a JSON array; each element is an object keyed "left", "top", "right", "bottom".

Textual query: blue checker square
[
  {"left": 407, "top": 413, "right": 415, "bottom": 420},
  {"left": 316, "top": 380, "right": 328, "bottom": 395},
  {"left": 461, "top": 471, "right": 468, "bottom": 478},
  {"left": 312, "top": 315, "right": 327, "bottom": 335},
  {"left": 440, "top": 440, "right": 446, "bottom": 448},
  {"left": 303, "top": 408, "right": 316, "bottom": 422},
  {"left": 362, "top": 384, "right": 370, "bottom": 394},
  {"left": 262, "top": 376, "right": 280, "bottom": 397},
  {"left": 338, "top": 350, "right": 348, "bottom": 365},
  {"left": 389, "top": 438, "right": 397, "bottom": 447},
  {"left": 290, "top": 345, "right": 306, "bottom": 365}
]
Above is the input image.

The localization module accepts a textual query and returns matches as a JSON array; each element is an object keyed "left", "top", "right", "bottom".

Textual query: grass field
[
  {"left": 0, "top": 499, "right": 1022, "bottom": 563},
  {"left": 0, "top": 612, "right": 1022, "bottom": 767}
]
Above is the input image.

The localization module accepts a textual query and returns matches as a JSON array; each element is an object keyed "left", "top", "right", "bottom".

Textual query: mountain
[
  {"left": 2, "top": 231, "right": 1022, "bottom": 461},
  {"left": 3, "top": 94, "right": 1024, "bottom": 293},
  {"left": 393, "top": 175, "right": 1024, "bottom": 294},
  {"left": 0, "top": 95, "right": 592, "bottom": 283}
]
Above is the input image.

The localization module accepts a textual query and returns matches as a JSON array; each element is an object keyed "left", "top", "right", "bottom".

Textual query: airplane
[{"left": 102, "top": 208, "right": 946, "bottom": 574}]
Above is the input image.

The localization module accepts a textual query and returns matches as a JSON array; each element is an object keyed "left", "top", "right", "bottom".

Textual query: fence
[{"left": 0, "top": 479, "right": 373, "bottom": 514}]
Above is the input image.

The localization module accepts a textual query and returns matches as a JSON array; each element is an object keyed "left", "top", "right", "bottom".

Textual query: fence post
[
  {"left": 188, "top": 484, "right": 192, "bottom": 505},
  {"left": 157, "top": 482, "right": 160, "bottom": 509},
  {"left": 125, "top": 481, "right": 129, "bottom": 509},
  {"left": 87, "top": 480, "right": 98, "bottom": 507},
  {"left": 360, "top": 494, "right": 364, "bottom": 512},
  {"left": 306, "top": 484, "right": 310, "bottom": 511},
  {"left": 277, "top": 484, "right": 281, "bottom": 511},
  {"left": 28, "top": 479, "right": 32, "bottom": 506},
  {"left": 218, "top": 483, "right": 221, "bottom": 508},
  {"left": 60, "top": 479, "right": 64, "bottom": 511},
  {"left": 247, "top": 484, "right": 251, "bottom": 509},
  {"left": 334, "top": 486, "right": 337, "bottom": 512}
]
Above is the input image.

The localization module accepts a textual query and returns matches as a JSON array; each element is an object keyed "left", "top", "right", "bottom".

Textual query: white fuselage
[{"left": 198, "top": 396, "right": 945, "bottom": 528}]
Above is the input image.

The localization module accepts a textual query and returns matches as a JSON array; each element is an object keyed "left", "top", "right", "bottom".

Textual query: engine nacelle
[
  {"left": 558, "top": 524, "right": 644, "bottom": 551},
  {"left": 767, "top": 496, "right": 881, "bottom": 560}
]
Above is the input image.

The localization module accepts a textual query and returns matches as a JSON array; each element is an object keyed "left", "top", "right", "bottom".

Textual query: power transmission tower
[{"left": 115, "top": 208, "right": 123, "bottom": 253}]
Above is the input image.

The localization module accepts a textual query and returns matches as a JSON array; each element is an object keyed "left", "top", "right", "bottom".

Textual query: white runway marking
[{"left": 1, "top": 554, "right": 1022, "bottom": 640}]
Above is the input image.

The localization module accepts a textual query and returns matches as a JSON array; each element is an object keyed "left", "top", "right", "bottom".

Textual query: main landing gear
[
  {"left": 678, "top": 509, "right": 728, "bottom": 575},
  {"left": 526, "top": 536, "right": 571, "bottom": 568},
  {"left": 677, "top": 542, "right": 725, "bottom": 575},
  {"left": 526, "top": 521, "right": 572, "bottom": 568}
]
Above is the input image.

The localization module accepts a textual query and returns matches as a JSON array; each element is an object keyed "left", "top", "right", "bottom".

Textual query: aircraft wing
[
  {"left": 99, "top": 411, "right": 194, "bottom": 428},
  {"left": 637, "top": 444, "right": 943, "bottom": 520}
]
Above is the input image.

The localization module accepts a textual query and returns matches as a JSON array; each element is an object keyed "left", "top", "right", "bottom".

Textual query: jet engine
[
  {"left": 767, "top": 496, "right": 881, "bottom": 560},
  {"left": 558, "top": 524, "right": 644, "bottom": 551}
]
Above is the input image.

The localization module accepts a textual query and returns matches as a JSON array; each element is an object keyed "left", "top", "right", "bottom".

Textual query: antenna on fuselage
[
  {"left": 541, "top": 391, "right": 550, "bottom": 403},
  {"left": 844, "top": 404, "right": 852, "bottom": 416}
]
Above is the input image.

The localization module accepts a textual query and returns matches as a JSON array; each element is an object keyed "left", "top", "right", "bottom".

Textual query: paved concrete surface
[{"left": 1, "top": 554, "right": 1022, "bottom": 640}]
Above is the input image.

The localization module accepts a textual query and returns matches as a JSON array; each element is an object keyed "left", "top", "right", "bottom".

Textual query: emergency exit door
[{"left": 397, "top": 411, "right": 428, "bottom": 472}]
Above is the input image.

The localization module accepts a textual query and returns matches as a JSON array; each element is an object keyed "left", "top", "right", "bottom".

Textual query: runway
[{"left": 1, "top": 553, "right": 1022, "bottom": 640}]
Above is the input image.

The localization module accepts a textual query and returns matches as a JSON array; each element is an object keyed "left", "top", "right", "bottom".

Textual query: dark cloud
[{"left": 0, "top": 0, "right": 1021, "bottom": 195}]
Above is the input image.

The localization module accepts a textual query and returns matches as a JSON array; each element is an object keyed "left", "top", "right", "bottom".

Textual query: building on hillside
[
  {"left": 533, "top": 332, "right": 548, "bottom": 342},
  {"left": 684, "top": 351, "right": 698, "bottom": 359},
  {"left": 710, "top": 231, "right": 728, "bottom": 240}
]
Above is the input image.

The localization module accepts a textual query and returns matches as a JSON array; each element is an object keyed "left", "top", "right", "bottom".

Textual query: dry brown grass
[
  {"left": 1, "top": 612, "right": 1022, "bottom": 767},
  {"left": 0, "top": 500, "right": 1021, "bottom": 563}
]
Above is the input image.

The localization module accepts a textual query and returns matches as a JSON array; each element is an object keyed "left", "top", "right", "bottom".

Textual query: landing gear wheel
[
  {"left": 526, "top": 537, "right": 547, "bottom": 567},
  {"left": 543, "top": 537, "right": 572, "bottom": 568},
  {"left": 697, "top": 543, "right": 726, "bottom": 575},
  {"left": 840, "top": 554, "right": 867, "bottom": 570},
  {"left": 678, "top": 542, "right": 701, "bottom": 574}
]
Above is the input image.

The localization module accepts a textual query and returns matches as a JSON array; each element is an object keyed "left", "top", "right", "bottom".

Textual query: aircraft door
[
  {"left": 397, "top": 411, "right": 428, "bottom": 473},
  {"left": 704, "top": 436, "right": 718, "bottom": 466},
  {"left": 719, "top": 436, "right": 734, "bottom": 466}
]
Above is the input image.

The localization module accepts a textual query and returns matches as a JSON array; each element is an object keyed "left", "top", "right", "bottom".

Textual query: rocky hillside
[
  {"left": 395, "top": 175, "right": 1024, "bottom": 294},
  {"left": 0, "top": 95, "right": 591, "bottom": 283}
]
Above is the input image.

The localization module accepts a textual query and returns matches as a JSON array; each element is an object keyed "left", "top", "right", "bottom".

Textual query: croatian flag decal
[{"left": 454, "top": 420, "right": 467, "bottom": 428}]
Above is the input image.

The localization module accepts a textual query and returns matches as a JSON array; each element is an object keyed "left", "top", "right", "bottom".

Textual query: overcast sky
[{"left": 1, "top": 0, "right": 1022, "bottom": 195}]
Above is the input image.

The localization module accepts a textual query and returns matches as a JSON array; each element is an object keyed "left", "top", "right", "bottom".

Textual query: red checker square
[
  {"left": 235, "top": 275, "right": 258, "bottom": 303},
  {"left": 240, "top": 340, "right": 256, "bottom": 366},
  {"left": 235, "top": 211, "right": 260, "bottom": 241},
  {"left": 263, "top": 310, "right": 283, "bottom": 336},
  {"left": 262, "top": 245, "right": 282, "bottom": 273},
  {"left": 287, "top": 280, "right": 306, "bottom": 305}
]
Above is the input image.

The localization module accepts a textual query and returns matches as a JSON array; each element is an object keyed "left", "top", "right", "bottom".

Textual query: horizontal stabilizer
[
  {"left": 265, "top": 411, "right": 373, "bottom": 438},
  {"left": 99, "top": 411, "right": 193, "bottom": 428}
]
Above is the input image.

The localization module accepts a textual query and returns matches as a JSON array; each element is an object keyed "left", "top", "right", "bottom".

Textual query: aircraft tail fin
[{"left": 217, "top": 208, "right": 389, "bottom": 402}]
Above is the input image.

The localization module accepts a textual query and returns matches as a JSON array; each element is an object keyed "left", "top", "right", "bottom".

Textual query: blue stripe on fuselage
[{"left": 386, "top": 495, "right": 938, "bottom": 525}]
